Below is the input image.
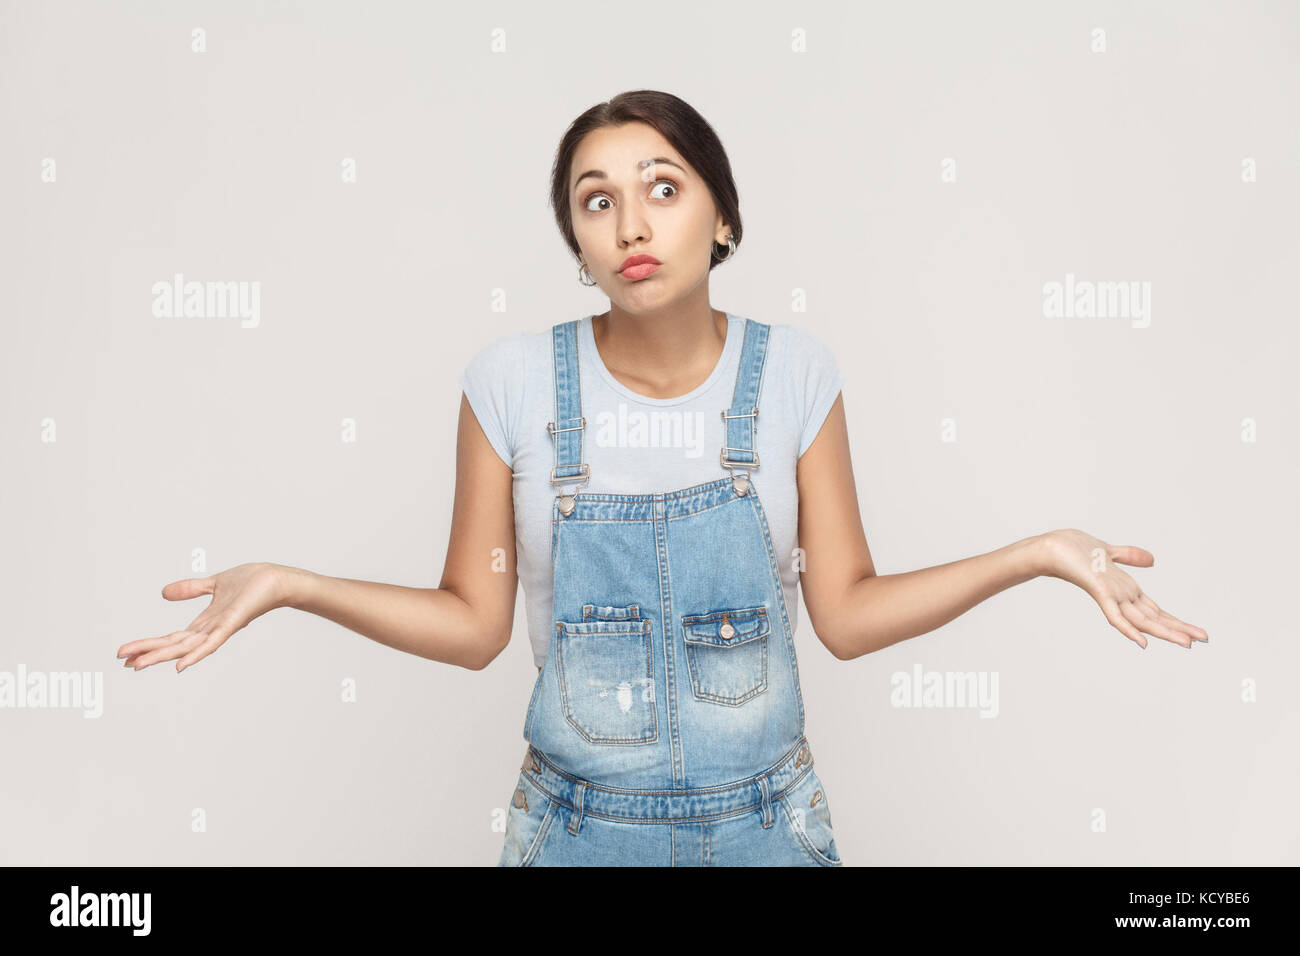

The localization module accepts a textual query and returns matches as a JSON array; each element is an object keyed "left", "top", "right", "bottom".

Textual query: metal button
[
  {"left": 558, "top": 495, "right": 575, "bottom": 516},
  {"left": 719, "top": 622, "right": 735, "bottom": 639},
  {"left": 733, "top": 475, "right": 750, "bottom": 496},
  {"left": 795, "top": 745, "right": 810, "bottom": 768},
  {"left": 528, "top": 753, "right": 541, "bottom": 774},
  {"left": 512, "top": 788, "right": 529, "bottom": 811}
]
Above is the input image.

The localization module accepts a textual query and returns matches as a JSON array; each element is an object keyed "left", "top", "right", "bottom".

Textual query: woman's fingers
[
  {"left": 1107, "top": 544, "right": 1154, "bottom": 568},
  {"left": 161, "top": 577, "right": 216, "bottom": 601},
  {"left": 127, "top": 630, "right": 209, "bottom": 670},
  {"left": 1137, "top": 593, "right": 1209, "bottom": 642},
  {"left": 1099, "top": 594, "right": 1147, "bottom": 648},
  {"left": 117, "top": 630, "right": 189, "bottom": 662},
  {"left": 1135, "top": 593, "right": 1201, "bottom": 642},
  {"left": 176, "top": 627, "right": 231, "bottom": 673},
  {"left": 119, "top": 578, "right": 219, "bottom": 667},
  {"left": 1121, "top": 600, "right": 1192, "bottom": 648},
  {"left": 130, "top": 564, "right": 277, "bottom": 674}
]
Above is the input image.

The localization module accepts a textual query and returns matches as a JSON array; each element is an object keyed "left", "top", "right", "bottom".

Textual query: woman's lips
[{"left": 620, "top": 262, "right": 661, "bottom": 280}]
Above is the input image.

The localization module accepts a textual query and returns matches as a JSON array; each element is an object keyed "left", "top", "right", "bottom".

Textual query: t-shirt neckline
[{"left": 579, "top": 312, "right": 742, "bottom": 407}]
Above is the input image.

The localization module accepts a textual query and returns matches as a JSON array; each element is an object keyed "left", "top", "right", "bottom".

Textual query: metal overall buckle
[
  {"left": 720, "top": 405, "right": 759, "bottom": 496},
  {"left": 548, "top": 416, "right": 589, "bottom": 516},
  {"left": 719, "top": 448, "right": 759, "bottom": 496},
  {"left": 549, "top": 463, "right": 590, "bottom": 516}
]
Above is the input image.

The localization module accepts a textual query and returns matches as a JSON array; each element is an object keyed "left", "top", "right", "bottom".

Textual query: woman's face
[{"left": 568, "top": 121, "right": 729, "bottom": 311}]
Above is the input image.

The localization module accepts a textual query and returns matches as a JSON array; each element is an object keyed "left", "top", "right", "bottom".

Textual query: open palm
[
  {"left": 1040, "top": 529, "right": 1208, "bottom": 649},
  {"left": 116, "top": 562, "right": 287, "bottom": 673}
]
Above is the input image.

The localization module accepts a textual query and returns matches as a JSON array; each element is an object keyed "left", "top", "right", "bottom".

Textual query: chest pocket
[
  {"left": 680, "top": 605, "right": 770, "bottom": 706},
  {"left": 554, "top": 618, "right": 657, "bottom": 745}
]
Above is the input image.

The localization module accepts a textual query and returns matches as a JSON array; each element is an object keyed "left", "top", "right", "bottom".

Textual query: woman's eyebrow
[{"left": 573, "top": 158, "right": 687, "bottom": 192}]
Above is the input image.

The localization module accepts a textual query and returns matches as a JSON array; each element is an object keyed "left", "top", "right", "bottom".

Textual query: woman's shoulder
[
  {"left": 756, "top": 319, "right": 838, "bottom": 376},
  {"left": 756, "top": 320, "right": 844, "bottom": 457},
  {"left": 462, "top": 322, "right": 560, "bottom": 372},
  {"left": 766, "top": 317, "right": 831, "bottom": 348}
]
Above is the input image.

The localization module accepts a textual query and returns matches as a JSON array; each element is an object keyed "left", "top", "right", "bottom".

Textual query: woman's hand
[
  {"left": 1039, "top": 529, "right": 1209, "bottom": 649},
  {"left": 117, "top": 562, "right": 292, "bottom": 673}
]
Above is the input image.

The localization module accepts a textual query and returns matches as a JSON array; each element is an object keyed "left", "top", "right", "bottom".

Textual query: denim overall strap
[
  {"left": 548, "top": 319, "right": 589, "bottom": 495},
  {"left": 721, "top": 318, "right": 770, "bottom": 477}
]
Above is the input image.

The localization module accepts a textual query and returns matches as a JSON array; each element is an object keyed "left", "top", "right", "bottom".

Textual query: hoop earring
[
  {"left": 577, "top": 261, "right": 597, "bottom": 286},
  {"left": 713, "top": 234, "right": 737, "bottom": 262}
]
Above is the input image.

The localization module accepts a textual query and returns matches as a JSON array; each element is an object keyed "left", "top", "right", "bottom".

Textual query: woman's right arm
[{"left": 119, "top": 393, "right": 518, "bottom": 673}]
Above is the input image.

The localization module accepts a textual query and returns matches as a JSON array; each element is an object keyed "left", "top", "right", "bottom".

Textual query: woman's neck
[{"left": 591, "top": 306, "right": 728, "bottom": 400}]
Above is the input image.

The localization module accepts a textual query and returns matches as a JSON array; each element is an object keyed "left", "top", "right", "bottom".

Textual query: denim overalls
[{"left": 498, "top": 316, "right": 843, "bottom": 866}]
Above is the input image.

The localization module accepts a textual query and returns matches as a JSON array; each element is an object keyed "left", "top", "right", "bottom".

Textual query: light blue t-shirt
[{"left": 459, "top": 312, "right": 845, "bottom": 668}]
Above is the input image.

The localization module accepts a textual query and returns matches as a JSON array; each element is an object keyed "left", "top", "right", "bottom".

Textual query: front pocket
[
  {"left": 554, "top": 619, "right": 657, "bottom": 744},
  {"left": 680, "top": 605, "right": 770, "bottom": 705},
  {"left": 498, "top": 772, "right": 556, "bottom": 867},
  {"left": 778, "top": 768, "right": 843, "bottom": 866}
]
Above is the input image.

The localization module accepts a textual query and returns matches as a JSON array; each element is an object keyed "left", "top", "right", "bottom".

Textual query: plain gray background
[{"left": 2, "top": 0, "right": 1296, "bottom": 865}]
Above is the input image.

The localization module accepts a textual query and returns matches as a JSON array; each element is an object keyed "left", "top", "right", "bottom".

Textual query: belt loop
[
  {"left": 567, "top": 781, "right": 586, "bottom": 836},
  {"left": 757, "top": 774, "right": 774, "bottom": 829}
]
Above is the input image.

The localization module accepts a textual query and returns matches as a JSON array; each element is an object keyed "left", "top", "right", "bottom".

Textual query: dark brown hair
[{"left": 549, "top": 90, "right": 742, "bottom": 272}]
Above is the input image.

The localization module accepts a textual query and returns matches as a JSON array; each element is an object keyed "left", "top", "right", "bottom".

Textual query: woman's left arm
[{"left": 796, "top": 395, "right": 1210, "bottom": 660}]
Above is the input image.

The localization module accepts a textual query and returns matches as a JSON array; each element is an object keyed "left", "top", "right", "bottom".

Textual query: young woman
[{"left": 117, "top": 90, "right": 1208, "bottom": 867}]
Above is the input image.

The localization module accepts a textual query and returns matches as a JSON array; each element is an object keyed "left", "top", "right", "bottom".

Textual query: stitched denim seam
[
  {"left": 555, "top": 475, "right": 734, "bottom": 504},
  {"left": 518, "top": 798, "right": 777, "bottom": 827},
  {"left": 583, "top": 603, "right": 641, "bottom": 622},
  {"left": 554, "top": 620, "right": 649, "bottom": 634},
  {"left": 553, "top": 493, "right": 740, "bottom": 522},
  {"left": 656, "top": 499, "right": 684, "bottom": 786},
  {"left": 525, "top": 766, "right": 782, "bottom": 822},
  {"left": 519, "top": 764, "right": 813, "bottom": 824},
  {"left": 682, "top": 606, "right": 767, "bottom": 625},
  {"left": 683, "top": 631, "right": 766, "bottom": 649}
]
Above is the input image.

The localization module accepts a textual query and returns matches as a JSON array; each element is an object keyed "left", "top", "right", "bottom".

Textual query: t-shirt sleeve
[
  {"left": 458, "top": 332, "right": 525, "bottom": 469},
  {"left": 787, "top": 325, "right": 846, "bottom": 458}
]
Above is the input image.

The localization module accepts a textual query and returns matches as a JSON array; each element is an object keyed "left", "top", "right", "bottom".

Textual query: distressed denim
[{"left": 499, "top": 317, "right": 843, "bottom": 867}]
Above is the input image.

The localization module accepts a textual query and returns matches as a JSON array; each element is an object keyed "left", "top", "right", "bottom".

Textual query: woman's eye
[{"left": 583, "top": 180, "right": 678, "bottom": 212}]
